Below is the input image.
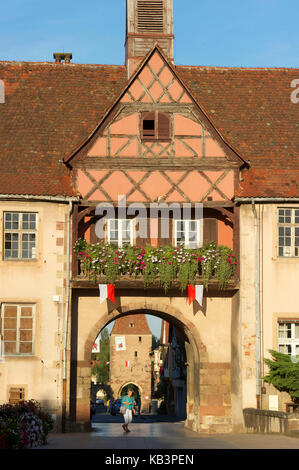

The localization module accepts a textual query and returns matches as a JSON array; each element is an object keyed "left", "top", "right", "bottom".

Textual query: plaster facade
[
  {"left": 0, "top": 200, "right": 70, "bottom": 430},
  {"left": 240, "top": 203, "right": 299, "bottom": 412}
]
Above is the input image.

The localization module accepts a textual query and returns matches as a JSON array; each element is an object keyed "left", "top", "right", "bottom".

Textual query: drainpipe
[
  {"left": 62, "top": 200, "right": 73, "bottom": 432},
  {"left": 251, "top": 201, "right": 261, "bottom": 408}
]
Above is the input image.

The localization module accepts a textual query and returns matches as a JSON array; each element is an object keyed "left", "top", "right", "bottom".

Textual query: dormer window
[{"left": 141, "top": 111, "right": 171, "bottom": 141}]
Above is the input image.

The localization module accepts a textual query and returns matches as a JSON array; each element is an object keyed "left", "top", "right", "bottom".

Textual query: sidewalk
[{"left": 36, "top": 421, "right": 299, "bottom": 450}]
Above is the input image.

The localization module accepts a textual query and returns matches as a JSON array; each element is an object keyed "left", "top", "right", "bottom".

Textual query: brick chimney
[
  {"left": 125, "top": 0, "right": 174, "bottom": 78},
  {"left": 53, "top": 53, "right": 72, "bottom": 64}
]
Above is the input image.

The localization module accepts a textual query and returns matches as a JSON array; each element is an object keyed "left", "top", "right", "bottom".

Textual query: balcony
[{"left": 71, "top": 240, "right": 239, "bottom": 291}]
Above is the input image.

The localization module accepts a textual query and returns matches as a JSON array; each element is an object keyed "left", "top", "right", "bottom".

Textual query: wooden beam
[{"left": 71, "top": 276, "right": 239, "bottom": 291}]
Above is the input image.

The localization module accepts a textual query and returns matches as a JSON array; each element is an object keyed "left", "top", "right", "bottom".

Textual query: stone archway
[
  {"left": 118, "top": 382, "right": 143, "bottom": 398},
  {"left": 68, "top": 292, "right": 243, "bottom": 433},
  {"left": 90, "top": 383, "right": 113, "bottom": 404}
]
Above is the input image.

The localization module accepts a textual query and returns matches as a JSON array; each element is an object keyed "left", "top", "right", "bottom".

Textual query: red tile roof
[
  {"left": 111, "top": 314, "right": 152, "bottom": 335},
  {"left": 0, "top": 61, "right": 126, "bottom": 196},
  {"left": 0, "top": 59, "right": 298, "bottom": 198},
  {"left": 177, "top": 65, "right": 299, "bottom": 198}
]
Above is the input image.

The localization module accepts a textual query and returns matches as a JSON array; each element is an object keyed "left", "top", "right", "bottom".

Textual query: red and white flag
[
  {"left": 188, "top": 284, "right": 204, "bottom": 306},
  {"left": 99, "top": 284, "right": 115, "bottom": 304},
  {"left": 125, "top": 361, "right": 130, "bottom": 367}
]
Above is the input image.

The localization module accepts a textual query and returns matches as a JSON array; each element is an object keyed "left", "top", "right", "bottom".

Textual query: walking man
[{"left": 121, "top": 388, "right": 135, "bottom": 433}]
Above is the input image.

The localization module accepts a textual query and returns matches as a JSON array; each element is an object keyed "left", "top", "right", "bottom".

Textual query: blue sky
[
  {"left": 102, "top": 315, "right": 161, "bottom": 339},
  {"left": 0, "top": 0, "right": 298, "bottom": 67}
]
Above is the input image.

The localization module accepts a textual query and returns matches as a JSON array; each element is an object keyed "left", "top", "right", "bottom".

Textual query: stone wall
[{"left": 243, "top": 408, "right": 299, "bottom": 435}]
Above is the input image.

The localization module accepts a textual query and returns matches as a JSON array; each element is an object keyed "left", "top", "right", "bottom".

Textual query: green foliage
[
  {"left": 263, "top": 350, "right": 299, "bottom": 403},
  {"left": 75, "top": 241, "right": 237, "bottom": 291},
  {"left": 92, "top": 327, "right": 110, "bottom": 385},
  {"left": 152, "top": 335, "right": 160, "bottom": 350}
]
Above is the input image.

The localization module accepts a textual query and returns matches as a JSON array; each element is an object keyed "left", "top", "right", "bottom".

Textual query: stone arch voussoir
[{"left": 84, "top": 301, "right": 202, "bottom": 362}]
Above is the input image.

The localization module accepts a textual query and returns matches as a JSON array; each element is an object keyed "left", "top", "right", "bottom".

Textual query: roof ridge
[
  {"left": 0, "top": 60, "right": 126, "bottom": 68},
  {"left": 176, "top": 64, "right": 299, "bottom": 71}
]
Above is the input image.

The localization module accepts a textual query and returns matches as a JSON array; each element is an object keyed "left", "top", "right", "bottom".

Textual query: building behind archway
[{"left": 109, "top": 314, "right": 152, "bottom": 412}]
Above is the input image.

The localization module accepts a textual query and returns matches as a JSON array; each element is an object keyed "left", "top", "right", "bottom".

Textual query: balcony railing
[{"left": 73, "top": 240, "right": 238, "bottom": 292}]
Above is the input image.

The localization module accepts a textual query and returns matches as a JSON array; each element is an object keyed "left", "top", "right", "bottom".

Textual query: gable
[
  {"left": 70, "top": 48, "right": 241, "bottom": 204},
  {"left": 83, "top": 49, "right": 235, "bottom": 162},
  {"left": 121, "top": 51, "right": 191, "bottom": 104}
]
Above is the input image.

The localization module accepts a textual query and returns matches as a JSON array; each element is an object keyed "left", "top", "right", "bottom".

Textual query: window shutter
[
  {"left": 158, "top": 112, "right": 170, "bottom": 140},
  {"left": 141, "top": 111, "right": 155, "bottom": 138},
  {"left": 203, "top": 218, "right": 218, "bottom": 244},
  {"left": 9, "top": 387, "right": 25, "bottom": 404},
  {"left": 92, "top": 217, "right": 106, "bottom": 244},
  {"left": 159, "top": 217, "right": 173, "bottom": 246},
  {"left": 135, "top": 217, "right": 151, "bottom": 247}
]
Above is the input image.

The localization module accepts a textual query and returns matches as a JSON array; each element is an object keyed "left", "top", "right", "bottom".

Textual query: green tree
[
  {"left": 152, "top": 335, "right": 160, "bottom": 350},
  {"left": 92, "top": 327, "right": 110, "bottom": 384},
  {"left": 263, "top": 349, "right": 299, "bottom": 403}
]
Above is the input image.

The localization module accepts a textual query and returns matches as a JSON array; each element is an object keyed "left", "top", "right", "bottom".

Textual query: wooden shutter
[
  {"left": 135, "top": 217, "right": 151, "bottom": 247},
  {"left": 203, "top": 218, "right": 218, "bottom": 244},
  {"left": 158, "top": 112, "right": 170, "bottom": 140},
  {"left": 158, "top": 217, "right": 173, "bottom": 246},
  {"left": 141, "top": 111, "right": 156, "bottom": 138},
  {"left": 9, "top": 387, "right": 25, "bottom": 404},
  {"left": 91, "top": 217, "right": 106, "bottom": 244},
  {"left": 3, "top": 305, "right": 17, "bottom": 355}
]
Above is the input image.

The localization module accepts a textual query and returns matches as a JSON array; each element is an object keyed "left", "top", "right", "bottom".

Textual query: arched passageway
[{"left": 68, "top": 291, "right": 243, "bottom": 434}]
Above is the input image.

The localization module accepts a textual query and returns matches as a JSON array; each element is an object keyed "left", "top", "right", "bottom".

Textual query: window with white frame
[
  {"left": 4, "top": 212, "right": 37, "bottom": 260},
  {"left": 1, "top": 304, "right": 35, "bottom": 356},
  {"left": 278, "top": 208, "right": 299, "bottom": 257},
  {"left": 278, "top": 321, "right": 299, "bottom": 357},
  {"left": 107, "top": 219, "right": 134, "bottom": 247},
  {"left": 174, "top": 220, "right": 200, "bottom": 248}
]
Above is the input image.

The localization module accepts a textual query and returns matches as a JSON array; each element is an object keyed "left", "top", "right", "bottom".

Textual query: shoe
[
  {"left": 122, "top": 424, "right": 126, "bottom": 432},
  {"left": 126, "top": 428, "right": 131, "bottom": 432}
]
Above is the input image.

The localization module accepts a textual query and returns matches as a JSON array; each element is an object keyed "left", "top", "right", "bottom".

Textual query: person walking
[{"left": 121, "top": 389, "right": 135, "bottom": 433}]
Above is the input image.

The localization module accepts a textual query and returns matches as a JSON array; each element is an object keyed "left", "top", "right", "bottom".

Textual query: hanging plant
[{"left": 74, "top": 241, "right": 237, "bottom": 291}]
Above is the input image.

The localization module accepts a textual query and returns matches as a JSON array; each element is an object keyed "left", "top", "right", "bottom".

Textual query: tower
[
  {"left": 109, "top": 314, "right": 152, "bottom": 412},
  {"left": 125, "top": 0, "right": 174, "bottom": 77}
]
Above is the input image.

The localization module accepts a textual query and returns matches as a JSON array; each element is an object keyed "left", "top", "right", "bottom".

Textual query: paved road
[{"left": 37, "top": 419, "right": 299, "bottom": 450}]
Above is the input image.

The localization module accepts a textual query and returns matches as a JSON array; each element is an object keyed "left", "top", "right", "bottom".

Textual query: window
[
  {"left": 135, "top": 351, "right": 138, "bottom": 357},
  {"left": 1, "top": 304, "right": 35, "bottom": 355},
  {"left": 107, "top": 219, "right": 134, "bottom": 247},
  {"left": 174, "top": 220, "right": 201, "bottom": 248},
  {"left": 139, "top": 336, "right": 142, "bottom": 342},
  {"left": 9, "top": 387, "right": 25, "bottom": 404},
  {"left": 278, "top": 208, "right": 299, "bottom": 257},
  {"left": 129, "top": 323, "right": 135, "bottom": 328},
  {"left": 4, "top": 212, "right": 37, "bottom": 260},
  {"left": 141, "top": 111, "right": 171, "bottom": 140},
  {"left": 278, "top": 321, "right": 299, "bottom": 357}
]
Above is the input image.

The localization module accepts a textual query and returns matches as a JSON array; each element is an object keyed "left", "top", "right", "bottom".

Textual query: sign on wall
[{"left": 115, "top": 336, "right": 126, "bottom": 351}]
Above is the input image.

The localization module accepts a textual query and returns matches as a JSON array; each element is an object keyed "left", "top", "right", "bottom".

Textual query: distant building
[
  {"left": 109, "top": 314, "right": 152, "bottom": 412},
  {"left": 160, "top": 320, "right": 187, "bottom": 419}
]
